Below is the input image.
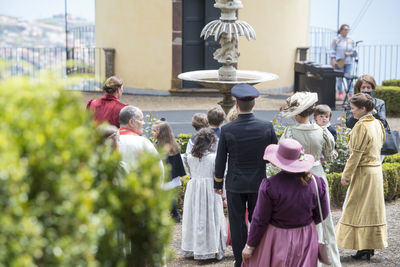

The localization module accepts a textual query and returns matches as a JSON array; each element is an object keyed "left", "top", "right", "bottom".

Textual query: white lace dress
[{"left": 181, "top": 152, "right": 227, "bottom": 260}]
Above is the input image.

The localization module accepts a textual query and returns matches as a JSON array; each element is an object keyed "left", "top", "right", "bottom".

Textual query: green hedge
[
  {"left": 383, "top": 153, "right": 400, "bottom": 163},
  {"left": 326, "top": 173, "right": 349, "bottom": 207},
  {"left": 375, "top": 86, "right": 400, "bottom": 116},
  {"left": 176, "top": 133, "right": 194, "bottom": 154},
  {"left": 382, "top": 79, "right": 400, "bottom": 87},
  {"left": 327, "top": 161, "right": 400, "bottom": 207}
]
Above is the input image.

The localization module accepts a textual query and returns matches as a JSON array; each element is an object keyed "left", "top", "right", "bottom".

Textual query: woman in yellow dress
[{"left": 336, "top": 93, "right": 388, "bottom": 261}]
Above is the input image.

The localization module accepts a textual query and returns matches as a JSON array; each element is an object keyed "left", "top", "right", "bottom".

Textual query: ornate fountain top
[
  {"left": 178, "top": 0, "right": 278, "bottom": 114},
  {"left": 214, "top": 0, "right": 243, "bottom": 11},
  {"left": 201, "top": 0, "right": 255, "bottom": 42}
]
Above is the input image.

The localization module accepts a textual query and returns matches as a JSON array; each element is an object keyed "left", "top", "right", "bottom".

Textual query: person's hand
[
  {"left": 331, "top": 58, "right": 336, "bottom": 68},
  {"left": 214, "top": 189, "right": 223, "bottom": 195},
  {"left": 345, "top": 51, "right": 354, "bottom": 57},
  {"left": 341, "top": 177, "right": 349, "bottom": 186},
  {"left": 242, "top": 245, "right": 255, "bottom": 262}
]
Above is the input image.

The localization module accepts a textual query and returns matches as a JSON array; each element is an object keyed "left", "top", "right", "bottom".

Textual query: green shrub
[
  {"left": 177, "top": 175, "right": 190, "bottom": 216},
  {"left": 0, "top": 75, "right": 174, "bottom": 267},
  {"left": 382, "top": 162, "right": 400, "bottom": 201},
  {"left": 95, "top": 152, "right": 174, "bottom": 267},
  {"left": 326, "top": 173, "right": 349, "bottom": 207},
  {"left": 327, "top": 163, "right": 400, "bottom": 207},
  {"left": 324, "top": 114, "right": 350, "bottom": 174},
  {"left": 382, "top": 79, "right": 400, "bottom": 87},
  {"left": 176, "top": 134, "right": 194, "bottom": 154},
  {"left": 383, "top": 153, "right": 400, "bottom": 163},
  {"left": 272, "top": 114, "right": 295, "bottom": 139},
  {"left": 375, "top": 86, "right": 400, "bottom": 116},
  {"left": 0, "top": 75, "right": 111, "bottom": 266}
]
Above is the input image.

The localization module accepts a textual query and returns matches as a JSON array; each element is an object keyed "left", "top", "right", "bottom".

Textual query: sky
[
  {"left": 0, "top": 0, "right": 95, "bottom": 22},
  {"left": 310, "top": 0, "right": 400, "bottom": 44},
  {"left": 0, "top": 0, "right": 399, "bottom": 45}
]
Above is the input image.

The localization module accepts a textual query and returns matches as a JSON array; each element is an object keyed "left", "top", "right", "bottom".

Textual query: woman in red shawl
[{"left": 86, "top": 76, "right": 128, "bottom": 127}]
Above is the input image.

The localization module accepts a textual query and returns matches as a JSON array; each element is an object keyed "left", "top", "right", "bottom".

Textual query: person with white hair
[{"left": 118, "top": 105, "right": 163, "bottom": 174}]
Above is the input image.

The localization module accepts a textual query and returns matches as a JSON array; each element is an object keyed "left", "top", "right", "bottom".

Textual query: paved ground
[
  {"left": 81, "top": 92, "right": 400, "bottom": 134},
  {"left": 168, "top": 199, "right": 400, "bottom": 267}
]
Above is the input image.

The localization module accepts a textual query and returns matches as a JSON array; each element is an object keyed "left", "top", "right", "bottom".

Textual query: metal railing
[
  {"left": 310, "top": 26, "right": 337, "bottom": 48},
  {"left": 309, "top": 45, "right": 400, "bottom": 85},
  {"left": 0, "top": 47, "right": 106, "bottom": 91},
  {"left": 70, "top": 25, "right": 95, "bottom": 48}
]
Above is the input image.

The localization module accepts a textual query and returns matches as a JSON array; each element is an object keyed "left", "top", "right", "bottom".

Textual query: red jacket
[{"left": 86, "top": 94, "right": 128, "bottom": 127}]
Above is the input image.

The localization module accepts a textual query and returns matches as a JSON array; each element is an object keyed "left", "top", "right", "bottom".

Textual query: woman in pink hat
[
  {"left": 241, "top": 139, "right": 330, "bottom": 267},
  {"left": 280, "top": 92, "right": 341, "bottom": 267}
]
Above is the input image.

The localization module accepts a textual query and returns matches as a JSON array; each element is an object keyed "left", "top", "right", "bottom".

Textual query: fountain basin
[{"left": 178, "top": 70, "right": 278, "bottom": 93}]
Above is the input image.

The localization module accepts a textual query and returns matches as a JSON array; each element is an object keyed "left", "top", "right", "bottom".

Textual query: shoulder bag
[
  {"left": 312, "top": 176, "right": 332, "bottom": 265},
  {"left": 381, "top": 124, "right": 400, "bottom": 155}
]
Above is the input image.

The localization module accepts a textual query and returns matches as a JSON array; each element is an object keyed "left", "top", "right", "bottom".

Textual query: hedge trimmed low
[
  {"left": 177, "top": 133, "right": 194, "bottom": 154},
  {"left": 383, "top": 153, "right": 400, "bottom": 163},
  {"left": 327, "top": 161, "right": 400, "bottom": 207},
  {"left": 382, "top": 79, "right": 400, "bottom": 87},
  {"left": 375, "top": 86, "right": 400, "bottom": 116}
]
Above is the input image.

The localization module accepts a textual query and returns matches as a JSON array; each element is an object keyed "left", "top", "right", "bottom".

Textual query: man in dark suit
[{"left": 214, "top": 84, "right": 278, "bottom": 267}]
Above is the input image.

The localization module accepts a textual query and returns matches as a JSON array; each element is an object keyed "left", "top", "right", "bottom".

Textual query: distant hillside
[{"left": 0, "top": 14, "right": 94, "bottom": 48}]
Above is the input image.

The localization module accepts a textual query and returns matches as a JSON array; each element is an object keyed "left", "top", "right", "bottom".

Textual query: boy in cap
[{"left": 214, "top": 83, "right": 278, "bottom": 267}]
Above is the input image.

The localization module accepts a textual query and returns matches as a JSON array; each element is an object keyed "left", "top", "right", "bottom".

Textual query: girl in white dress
[{"left": 181, "top": 128, "right": 227, "bottom": 260}]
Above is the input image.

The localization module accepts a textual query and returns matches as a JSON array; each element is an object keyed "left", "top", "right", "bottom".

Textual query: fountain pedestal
[{"left": 218, "top": 92, "right": 236, "bottom": 114}]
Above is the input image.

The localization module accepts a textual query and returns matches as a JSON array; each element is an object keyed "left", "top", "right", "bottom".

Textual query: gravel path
[{"left": 168, "top": 199, "right": 400, "bottom": 267}]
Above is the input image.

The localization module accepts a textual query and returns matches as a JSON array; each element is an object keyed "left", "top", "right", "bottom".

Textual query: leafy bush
[
  {"left": 326, "top": 173, "right": 349, "bottom": 207},
  {"left": 375, "top": 86, "right": 400, "bottom": 116},
  {"left": 0, "top": 75, "right": 173, "bottom": 267},
  {"left": 176, "top": 134, "right": 194, "bottom": 154},
  {"left": 327, "top": 163, "right": 400, "bottom": 207},
  {"left": 177, "top": 175, "right": 190, "bottom": 216},
  {"left": 271, "top": 113, "right": 295, "bottom": 139},
  {"left": 383, "top": 153, "right": 400, "bottom": 163},
  {"left": 382, "top": 79, "right": 400, "bottom": 87},
  {"left": 0, "top": 75, "right": 109, "bottom": 266},
  {"left": 324, "top": 114, "right": 350, "bottom": 174},
  {"left": 95, "top": 152, "right": 174, "bottom": 267},
  {"left": 382, "top": 162, "right": 400, "bottom": 201},
  {"left": 323, "top": 174, "right": 349, "bottom": 208}
]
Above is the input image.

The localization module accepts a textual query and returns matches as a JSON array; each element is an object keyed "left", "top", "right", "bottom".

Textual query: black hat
[{"left": 231, "top": 83, "right": 260, "bottom": 101}]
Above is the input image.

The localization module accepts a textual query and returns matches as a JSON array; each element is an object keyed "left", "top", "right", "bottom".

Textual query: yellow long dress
[{"left": 335, "top": 114, "right": 388, "bottom": 250}]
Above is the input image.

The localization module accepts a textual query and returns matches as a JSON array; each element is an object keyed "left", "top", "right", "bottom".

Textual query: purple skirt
[{"left": 242, "top": 222, "right": 318, "bottom": 267}]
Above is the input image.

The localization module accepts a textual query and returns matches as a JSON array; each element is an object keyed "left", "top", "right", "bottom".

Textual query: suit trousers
[{"left": 226, "top": 191, "right": 258, "bottom": 267}]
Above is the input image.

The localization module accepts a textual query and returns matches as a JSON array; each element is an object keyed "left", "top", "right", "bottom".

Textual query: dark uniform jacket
[
  {"left": 345, "top": 97, "right": 388, "bottom": 129},
  {"left": 214, "top": 113, "right": 278, "bottom": 193}
]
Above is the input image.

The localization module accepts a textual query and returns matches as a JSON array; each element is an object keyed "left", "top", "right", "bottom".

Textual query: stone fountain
[{"left": 178, "top": 0, "right": 278, "bottom": 114}]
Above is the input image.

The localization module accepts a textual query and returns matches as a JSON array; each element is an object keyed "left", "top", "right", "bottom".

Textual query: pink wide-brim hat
[{"left": 264, "top": 139, "right": 315, "bottom": 173}]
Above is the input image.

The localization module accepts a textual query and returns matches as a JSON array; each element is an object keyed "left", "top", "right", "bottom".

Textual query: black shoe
[{"left": 351, "top": 250, "right": 373, "bottom": 261}]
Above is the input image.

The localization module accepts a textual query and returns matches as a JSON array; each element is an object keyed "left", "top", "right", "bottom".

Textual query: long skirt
[
  {"left": 312, "top": 164, "right": 342, "bottom": 267},
  {"left": 241, "top": 223, "right": 318, "bottom": 267},
  {"left": 181, "top": 178, "right": 227, "bottom": 260}
]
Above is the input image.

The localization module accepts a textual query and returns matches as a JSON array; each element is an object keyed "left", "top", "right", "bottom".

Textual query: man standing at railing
[{"left": 331, "top": 24, "right": 356, "bottom": 100}]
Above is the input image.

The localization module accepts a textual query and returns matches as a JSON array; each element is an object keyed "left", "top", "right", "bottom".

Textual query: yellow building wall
[
  {"left": 239, "top": 0, "right": 310, "bottom": 91},
  {"left": 95, "top": 0, "right": 172, "bottom": 91}
]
